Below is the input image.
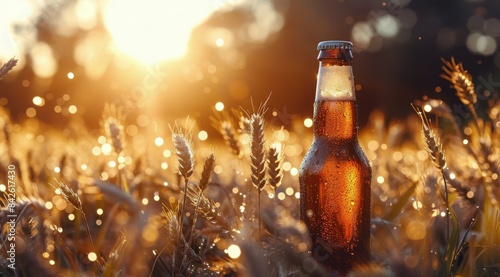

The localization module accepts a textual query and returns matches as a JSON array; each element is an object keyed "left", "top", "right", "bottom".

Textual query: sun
[{"left": 103, "top": 0, "right": 221, "bottom": 64}]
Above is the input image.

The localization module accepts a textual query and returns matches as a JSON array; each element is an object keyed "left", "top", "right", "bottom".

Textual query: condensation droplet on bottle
[{"left": 350, "top": 200, "right": 355, "bottom": 206}]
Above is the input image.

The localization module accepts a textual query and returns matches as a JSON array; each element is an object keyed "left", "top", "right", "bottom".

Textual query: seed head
[
  {"left": 268, "top": 142, "right": 283, "bottom": 190},
  {"left": 441, "top": 57, "right": 476, "bottom": 106},
  {"left": 250, "top": 113, "right": 266, "bottom": 192},
  {"left": 413, "top": 106, "right": 446, "bottom": 170},
  {"left": 101, "top": 103, "right": 125, "bottom": 154},
  {"left": 55, "top": 179, "right": 82, "bottom": 211},
  {"left": 172, "top": 129, "right": 194, "bottom": 180},
  {"left": 0, "top": 58, "right": 18, "bottom": 80},
  {"left": 199, "top": 153, "right": 215, "bottom": 191}
]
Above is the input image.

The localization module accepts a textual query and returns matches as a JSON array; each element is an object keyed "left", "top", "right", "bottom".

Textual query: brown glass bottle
[{"left": 299, "top": 41, "right": 371, "bottom": 275}]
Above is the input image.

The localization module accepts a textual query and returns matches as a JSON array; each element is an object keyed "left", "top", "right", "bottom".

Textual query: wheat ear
[
  {"left": 413, "top": 106, "right": 446, "bottom": 171},
  {"left": 199, "top": 153, "right": 215, "bottom": 192},
  {"left": 413, "top": 105, "right": 451, "bottom": 252},
  {"left": 101, "top": 103, "right": 128, "bottom": 193},
  {"left": 101, "top": 103, "right": 126, "bottom": 155},
  {"left": 55, "top": 179, "right": 82, "bottom": 211},
  {"left": 211, "top": 111, "right": 241, "bottom": 156},
  {"left": 267, "top": 141, "right": 283, "bottom": 271},
  {"left": 250, "top": 113, "right": 267, "bottom": 192},
  {"left": 249, "top": 112, "right": 267, "bottom": 245},
  {"left": 268, "top": 142, "right": 283, "bottom": 190},
  {"left": 172, "top": 131, "right": 194, "bottom": 180},
  {"left": 0, "top": 57, "right": 17, "bottom": 80},
  {"left": 441, "top": 57, "right": 481, "bottom": 132},
  {"left": 238, "top": 114, "right": 252, "bottom": 135}
]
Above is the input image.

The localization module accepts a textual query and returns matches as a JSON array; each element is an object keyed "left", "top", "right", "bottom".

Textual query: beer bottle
[{"left": 299, "top": 40, "right": 371, "bottom": 275}]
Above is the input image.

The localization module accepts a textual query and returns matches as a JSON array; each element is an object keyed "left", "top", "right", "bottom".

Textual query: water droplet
[
  {"left": 306, "top": 210, "right": 314, "bottom": 217},
  {"left": 350, "top": 200, "right": 355, "bottom": 206}
]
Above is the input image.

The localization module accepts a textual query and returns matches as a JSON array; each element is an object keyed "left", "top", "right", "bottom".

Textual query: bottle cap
[{"left": 317, "top": 41, "right": 353, "bottom": 50}]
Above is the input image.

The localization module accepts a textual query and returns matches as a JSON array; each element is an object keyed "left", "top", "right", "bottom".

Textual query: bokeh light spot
[
  {"left": 154, "top": 136, "right": 164, "bottom": 147},
  {"left": 88, "top": 252, "right": 97, "bottom": 262},
  {"left": 32, "top": 96, "right": 45, "bottom": 106},
  {"left": 26, "top": 107, "right": 36, "bottom": 118},
  {"left": 68, "top": 105, "right": 77, "bottom": 114},
  {"left": 304, "top": 118, "right": 313, "bottom": 128},
  {"left": 215, "top": 102, "right": 224, "bottom": 111},
  {"left": 227, "top": 244, "right": 241, "bottom": 259},
  {"left": 198, "top": 130, "right": 208, "bottom": 141}
]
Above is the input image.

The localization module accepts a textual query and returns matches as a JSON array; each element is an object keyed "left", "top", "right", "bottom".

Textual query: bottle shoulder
[
  {"left": 300, "top": 140, "right": 371, "bottom": 175},
  {"left": 301, "top": 137, "right": 369, "bottom": 165}
]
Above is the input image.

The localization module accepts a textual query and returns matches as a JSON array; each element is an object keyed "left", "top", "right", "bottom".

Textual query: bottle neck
[
  {"left": 313, "top": 49, "right": 357, "bottom": 139},
  {"left": 315, "top": 63, "right": 356, "bottom": 101},
  {"left": 313, "top": 99, "right": 358, "bottom": 139}
]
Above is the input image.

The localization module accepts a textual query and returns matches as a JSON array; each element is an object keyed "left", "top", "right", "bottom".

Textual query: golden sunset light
[
  {"left": 1, "top": 1, "right": 500, "bottom": 276},
  {"left": 103, "top": 0, "right": 225, "bottom": 64}
]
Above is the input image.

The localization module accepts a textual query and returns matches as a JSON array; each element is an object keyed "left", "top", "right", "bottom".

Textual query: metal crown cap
[{"left": 317, "top": 40, "right": 353, "bottom": 50}]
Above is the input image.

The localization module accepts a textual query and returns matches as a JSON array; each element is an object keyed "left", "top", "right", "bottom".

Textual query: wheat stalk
[
  {"left": 413, "top": 105, "right": 452, "bottom": 272},
  {"left": 0, "top": 57, "right": 17, "bottom": 80},
  {"left": 171, "top": 127, "right": 195, "bottom": 276},
  {"left": 161, "top": 205, "right": 181, "bottom": 255},
  {"left": 248, "top": 110, "right": 267, "bottom": 246},
  {"left": 243, "top": 95, "right": 273, "bottom": 246},
  {"left": 103, "top": 233, "right": 127, "bottom": 277},
  {"left": 158, "top": 205, "right": 182, "bottom": 276},
  {"left": 53, "top": 179, "right": 99, "bottom": 267},
  {"left": 188, "top": 153, "right": 216, "bottom": 246},
  {"left": 267, "top": 141, "right": 283, "bottom": 265},
  {"left": 186, "top": 186, "right": 235, "bottom": 236}
]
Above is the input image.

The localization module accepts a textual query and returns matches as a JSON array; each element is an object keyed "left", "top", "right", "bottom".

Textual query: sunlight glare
[{"left": 104, "top": 0, "right": 221, "bottom": 64}]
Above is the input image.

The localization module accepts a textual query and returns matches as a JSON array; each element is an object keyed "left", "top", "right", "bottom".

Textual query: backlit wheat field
[{"left": 1, "top": 1, "right": 500, "bottom": 276}]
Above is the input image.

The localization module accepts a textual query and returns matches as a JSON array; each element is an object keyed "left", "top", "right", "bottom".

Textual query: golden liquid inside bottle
[{"left": 299, "top": 99, "right": 371, "bottom": 275}]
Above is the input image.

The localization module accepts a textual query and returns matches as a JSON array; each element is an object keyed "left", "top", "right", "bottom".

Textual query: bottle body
[{"left": 299, "top": 41, "right": 371, "bottom": 275}]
